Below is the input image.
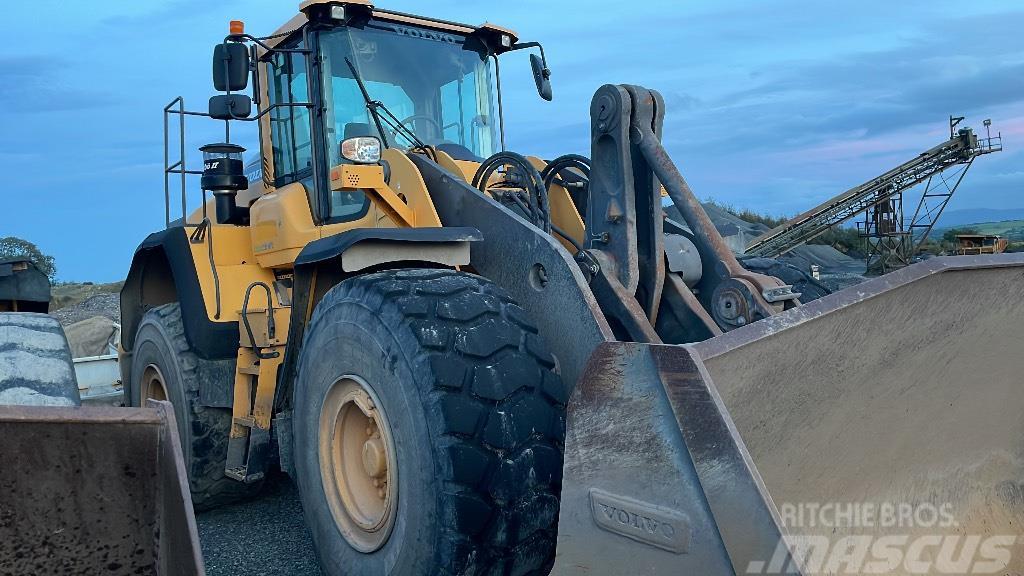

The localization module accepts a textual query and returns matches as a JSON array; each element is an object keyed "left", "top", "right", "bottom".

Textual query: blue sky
[{"left": 1, "top": 0, "right": 1021, "bottom": 281}]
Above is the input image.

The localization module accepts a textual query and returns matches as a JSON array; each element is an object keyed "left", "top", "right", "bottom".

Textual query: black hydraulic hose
[
  {"left": 541, "top": 154, "right": 591, "bottom": 218},
  {"left": 472, "top": 152, "right": 551, "bottom": 233},
  {"left": 552, "top": 224, "right": 583, "bottom": 252},
  {"left": 541, "top": 154, "right": 591, "bottom": 189}
]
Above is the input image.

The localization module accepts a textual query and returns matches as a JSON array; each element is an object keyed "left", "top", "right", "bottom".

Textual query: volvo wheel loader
[{"left": 119, "top": 1, "right": 1024, "bottom": 574}]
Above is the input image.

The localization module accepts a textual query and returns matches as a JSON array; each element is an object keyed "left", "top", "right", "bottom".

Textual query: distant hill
[
  {"left": 943, "top": 220, "right": 1024, "bottom": 242},
  {"left": 51, "top": 281, "right": 123, "bottom": 312},
  {"left": 932, "top": 208, "right": 1024, "bottom": 229}
]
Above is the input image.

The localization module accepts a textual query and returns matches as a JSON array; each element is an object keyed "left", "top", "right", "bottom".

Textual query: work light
[{"left": 340, "top": 136, "right": 382, "bottom": 164}]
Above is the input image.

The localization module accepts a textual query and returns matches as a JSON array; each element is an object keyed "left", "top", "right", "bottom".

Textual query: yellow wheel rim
[
  {"left": 318, "top": 376, "right": 398, "bottom": 552},
  {"left": 141, "top": 364, "right": 169, "bottom": 403}
]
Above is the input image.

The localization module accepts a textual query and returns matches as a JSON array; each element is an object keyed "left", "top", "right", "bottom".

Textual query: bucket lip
[
  {"left": 691, "top": 253, "right": 1024, "bottom": 361},
  {"left": 0, "top": 405, "right": 163, "bottom": 425}
]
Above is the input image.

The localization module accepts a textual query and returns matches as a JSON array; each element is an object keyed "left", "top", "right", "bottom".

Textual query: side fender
[
  {"left": 274, "top": 227, "right": 482, "bottom": 411},
  {"left": 120, "top": 227, "right": 239, "bottom": 405}
]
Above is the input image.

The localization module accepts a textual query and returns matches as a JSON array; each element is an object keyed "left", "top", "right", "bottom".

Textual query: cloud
[
  {"left": 98, "top": 0, "right": 243, "bottom": 28},
  {"left": 3, "top": 0, "right": 1023, "bottom": 282},
  {"left": 0, "top": 55, "right": 117, "bottom": 114}
]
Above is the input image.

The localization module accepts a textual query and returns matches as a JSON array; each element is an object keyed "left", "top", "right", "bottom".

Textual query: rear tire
[
  {"left": 130, "top": 303, "right": 262, "bottom": 510},
  {"left": 294, "top": 269, "right": 566, "bottom": 576},
  {"left": 0, "top": 313, "right": 80, "bottom": 407}
]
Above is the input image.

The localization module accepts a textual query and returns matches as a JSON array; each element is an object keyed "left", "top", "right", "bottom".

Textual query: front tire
[
  {"left": 130, "top": 303, "right": 262, "bottom": 510},
  {"left": 0, "top": 313, "right": 80, "bottom": 407},
  {"left": 294, "top": 269, "right": 566, "bottom": 575}
]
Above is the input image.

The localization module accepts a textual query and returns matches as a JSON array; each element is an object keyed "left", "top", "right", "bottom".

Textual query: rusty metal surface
[
  {"left": 0, "top": 403, "right": 204, "bottom": 575},
  {"left": 691, "top": 254, "right": 1024, "bottom": 574},
  {"left": 622, "top": 86, "right": 666, "bottom": 325},
  {"left": 655, "top": 273, "right": 721, "bottom": 343},
  {"left": 552, "top": 342, "right": 796, "bottom": 575},
  {"left": 588, "top": 251, "right": 662, "bottom": 343},
  {"left": 627, "top": 85, "right": 792, "bottom": 329},
  {"left": 587, "top": 85, "right": 640, "bottom": 294}
]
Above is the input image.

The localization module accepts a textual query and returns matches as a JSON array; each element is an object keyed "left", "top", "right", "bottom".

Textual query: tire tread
[
  {"left": 140, "top": 304, "right": 261, "bottom": 510},
  {"left": 309, "top": 269, "right": 564, "bottom": 575}
]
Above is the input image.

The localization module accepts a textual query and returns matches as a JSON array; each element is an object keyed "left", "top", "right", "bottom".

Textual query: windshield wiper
[{"left": 344, "top": 57, "right": 429, "bottom": 152}]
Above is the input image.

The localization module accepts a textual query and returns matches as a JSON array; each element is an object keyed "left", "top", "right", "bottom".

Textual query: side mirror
[
  {"left": 530, "top": 53, "right": 552, "bottom": 101},
  {"left": 209, "top": 94, "right": 252, "bottom": 120},
  {"left": 213, "top": 42, "right": 250, "bottom": 92}
]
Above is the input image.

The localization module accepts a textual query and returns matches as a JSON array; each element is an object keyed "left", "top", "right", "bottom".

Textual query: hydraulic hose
[{"left": 472, "top": 151, "right": 551, "bottom": 234}]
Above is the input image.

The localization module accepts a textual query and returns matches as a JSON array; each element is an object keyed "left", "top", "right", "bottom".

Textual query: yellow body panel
[
  {"left": 249, "top": 182, "right": 320, "bottom": 269},
  {"left": 185, "top": 225, "right": 277, "bottom": 323},
  {"left": 333, "top": 164, "right": 414, "bottom": 227},
  {"left": 381, "top": 149, "right": 443, "bottom": 228},
  {"left": 432, "top": 150, "right": 477, "bottom": 183},
  {"left": 527, "top": 156, "right": 585, "bottom": 252}
]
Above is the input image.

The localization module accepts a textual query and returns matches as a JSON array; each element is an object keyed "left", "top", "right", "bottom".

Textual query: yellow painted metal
[
  {"left": 232, "top": 305, "right": 289, "bottom": 438},
  {"left": 231, "top": 347, "right": 286, "bottom": 437},
  {"left": 249, "top": 163, "right": 433, "bottom": 269},
  {"left": 180, "top": 224, "right": 277, "bottom": 324},
  {"left": 318, "top": 376, "right": 399, "bottom": 553},
  {"left": 237, "top": 305, "right": 290, "bottom": 350},
  {"left": 432, "top": 149, "right": 478, "bottom": 183},
  {"left": 380, "top": 149, "right": 442, "bottom": 228},
  {"left": 528, "top": 156, "right": 585, "bottom": 252},
  {"left": 329, "top": 163, "right": 387, "bottom": 191},
  {"left": 332, "top": 164, "right": 414, "bottom": 227},
  {"left": 249, "top": 182, "right": 320, "bottom": 269}
]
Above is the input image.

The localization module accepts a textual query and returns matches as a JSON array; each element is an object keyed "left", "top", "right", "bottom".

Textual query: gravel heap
[{"left": 50, "top": 293, "right": 121, "bottom": 327}]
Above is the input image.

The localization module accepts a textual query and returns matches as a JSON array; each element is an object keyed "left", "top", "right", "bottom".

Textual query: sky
[{"left": 1, "top": 0, "right": 1022, "bottom": 282}]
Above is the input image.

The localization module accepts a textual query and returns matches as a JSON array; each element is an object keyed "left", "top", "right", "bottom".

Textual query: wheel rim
[
  {"left": 318, "top": 376, "right": 398, "bottom": 553},
  {"left": 140, "top": 364, "right": 169, "bottom": 403}
]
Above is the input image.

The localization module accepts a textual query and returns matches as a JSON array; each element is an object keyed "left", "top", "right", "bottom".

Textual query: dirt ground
[{"left": 196, "top": 471, "right": 322, "bottom": 575}]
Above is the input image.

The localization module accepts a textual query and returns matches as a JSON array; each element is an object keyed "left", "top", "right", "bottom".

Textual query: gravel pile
[{"left": 50, "top": 293, "right": 121, "bottom": 326}]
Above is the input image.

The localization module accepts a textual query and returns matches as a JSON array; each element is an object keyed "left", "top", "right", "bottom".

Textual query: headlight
[{"left": 340, "top": 136, "right": 381, "bottom": 164}]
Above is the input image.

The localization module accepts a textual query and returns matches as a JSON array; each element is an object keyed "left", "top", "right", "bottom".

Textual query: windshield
[{"left": 320, "top": 22, "right": 499, "bottom": 166}]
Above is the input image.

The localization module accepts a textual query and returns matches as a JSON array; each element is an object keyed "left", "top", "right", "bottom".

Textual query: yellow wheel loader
[{"left": 117, "top": 1, "right": 1024, "bottom": 574}]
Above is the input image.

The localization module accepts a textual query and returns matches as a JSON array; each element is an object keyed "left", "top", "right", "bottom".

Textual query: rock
[
  {"left": 50, "top": 293, "right": 121, "bottom": 326},
  {"left": 63, "top": 316, "right": 118, "bottom": 358}
]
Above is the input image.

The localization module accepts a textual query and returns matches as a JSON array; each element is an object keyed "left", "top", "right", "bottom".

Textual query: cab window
[{"left": 268, "top": 42, "right": 313, "bottom": 186}]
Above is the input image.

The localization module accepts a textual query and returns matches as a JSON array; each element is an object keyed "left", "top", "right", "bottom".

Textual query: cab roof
[{"left": 265, "top": 1, "right": 518, "bottom": 51}]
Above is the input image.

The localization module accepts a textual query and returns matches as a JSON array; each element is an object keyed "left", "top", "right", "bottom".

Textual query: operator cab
[
  {"left": 254, "top": 2, "right": 551, "bottom": 225},
  {"left": 186, "top": 2, "right": 551, "bottom": 231},
  {"left": 319, "top": 22, "right": 499, "bottom": 161}
]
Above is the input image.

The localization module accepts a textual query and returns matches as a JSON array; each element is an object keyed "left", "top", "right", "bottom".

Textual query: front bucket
[
  {"left": 0, "top": 401, "right": 204, "bottom": 575},
  {"left": 693, "top": 254, "right": 1024, "bottom": 575},
  {"left": 553, "top": 254, "right": 1024, "bottom": 576}
]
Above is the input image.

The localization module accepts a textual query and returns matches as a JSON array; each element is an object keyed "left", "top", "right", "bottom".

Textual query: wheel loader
[
  {"left": 1, "top": 265, "right": 204, "bottom": 572},
  {"left": 112, "top": 1, "right": 1024, "bottom": 574}
]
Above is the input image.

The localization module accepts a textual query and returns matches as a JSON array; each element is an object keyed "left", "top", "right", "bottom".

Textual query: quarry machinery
[
  {"left": 114, "top": 1, "right": 1024, "bottom": 574},
  {"left": 0, "top": 257, "right": 50, "bottom": 314},
  {"left": 744, "top": 117, "right": 1003, "bottom": 266},
  {"left": 0, "top": 268, "right": 204, "bottom": 571}
]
